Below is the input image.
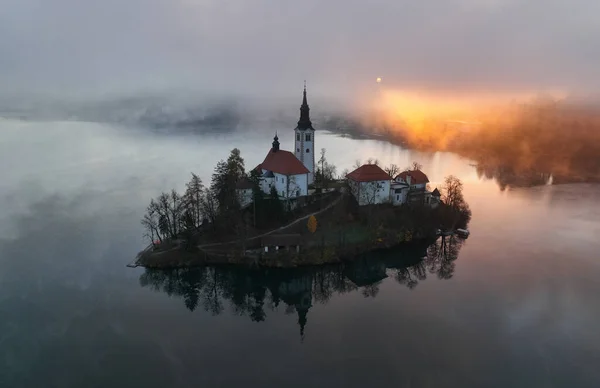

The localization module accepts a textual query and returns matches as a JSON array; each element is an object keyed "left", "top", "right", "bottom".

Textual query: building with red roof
[
  {"left": 346, "top": 164, "right": 391, "bottom": 182},
  {"left": 259, "top": 144, "right": 310, "bottom": 176},
  {"left": 346, "top": 164, "right": 391, "bottom": 205},
  {"left": 393, "top": 169, "right": 442, "bottom": 206},
  {"left": 255, "top": 135, "right": 309, "bottom": 199},
  {"left": 394, "top": 169, "right": 430, "bottom": 188},
  {"left": 345, "top": 164, "right": 441, "bottom": 207}
]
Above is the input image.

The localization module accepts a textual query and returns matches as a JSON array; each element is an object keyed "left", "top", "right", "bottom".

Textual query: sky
[{"left": 1, "top": 0, "right": 600, "bottom": 102}]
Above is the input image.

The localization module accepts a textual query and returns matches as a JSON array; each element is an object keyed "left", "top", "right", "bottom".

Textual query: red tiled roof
[
  {"left": 346, "top": 164, "right": 390, "bottom": 182},
  {"left": 395, "top": 169, "right": 430, "bottom": 185},
  {"left": 260, "top": 149, "right": 310, "bottom": 175}
]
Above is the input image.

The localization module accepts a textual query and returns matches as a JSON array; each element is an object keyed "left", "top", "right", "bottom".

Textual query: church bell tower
[{"left": 294, "top": 82, "right": 315, "bottom": 184}]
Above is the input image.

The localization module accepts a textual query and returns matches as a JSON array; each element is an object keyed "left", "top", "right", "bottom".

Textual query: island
[{"left": 132, "top": 85, "right": 471, "bottom": 269}]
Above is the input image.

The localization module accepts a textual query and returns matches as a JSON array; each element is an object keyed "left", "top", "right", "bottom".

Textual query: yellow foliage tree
[{"left": 307, "top": 215, "right": 317, "bottom": 233}]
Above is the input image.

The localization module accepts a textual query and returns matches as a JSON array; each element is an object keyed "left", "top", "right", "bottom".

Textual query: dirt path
[{"left": 198, "top": 196, "right": 342, "bottom": 249}]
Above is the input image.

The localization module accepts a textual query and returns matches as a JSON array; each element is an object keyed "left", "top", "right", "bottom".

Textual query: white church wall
[
  {"left": 350, "top": 179, "right": 391, "bottom": 206},
  {"left": 261, "top": 174, "right": 274, "bottom": 194},
  {"left": 273, "top": 173, "right": 308, "bottom": 198}
]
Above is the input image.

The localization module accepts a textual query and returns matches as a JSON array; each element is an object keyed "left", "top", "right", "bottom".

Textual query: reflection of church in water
[
  {"left": 274, "top": 274, "right": 313, "bottom": 339},
  {"left": 139, "top": 236, "right": 463, "bottom": 340}
]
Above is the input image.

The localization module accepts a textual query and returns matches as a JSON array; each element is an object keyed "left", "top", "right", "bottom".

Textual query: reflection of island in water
[
  {"left": 474, "top": 160, "right": 600, "bottom": 191},
  {"left": 139, "top": 237, "right": 463, "bottom": 339},
  {"left": 475, "top": 163, "right": 554, "bottom": 191}
]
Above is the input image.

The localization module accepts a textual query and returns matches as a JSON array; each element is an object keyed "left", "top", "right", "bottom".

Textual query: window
[
  {"left": 296, "top": 133, "right": 300, "bottom": 141},
  {"left": 297, "top": 148, "right": 300, "bottom": 152},
  {"left": 306, "top": 148, "right": 310, "bottom": 153},
  {"left": 281, "top": 190, "right": 284, "bottom": 196},
  {"left": 305, "top": 134, "right": 311, "bottom": 141},
  {"left": 396, "top": 195, "right": 399, "bottom": 200}
]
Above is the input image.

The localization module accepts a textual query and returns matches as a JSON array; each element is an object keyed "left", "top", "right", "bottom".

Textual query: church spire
[
  {"left": 272, "top": 132, "right": 280, "bottom": 152},
  {"left": 297, "top": 81, "right": 313, "bottom": 130}
]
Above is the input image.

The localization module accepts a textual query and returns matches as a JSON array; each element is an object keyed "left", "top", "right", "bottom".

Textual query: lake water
[{"left": 1, "top": 120, "right": 600, "bottom": 387}]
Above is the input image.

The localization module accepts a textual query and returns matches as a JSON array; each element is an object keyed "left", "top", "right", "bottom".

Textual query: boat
[{"left": 456, "top": 228, "right": 470, "bottom": 238}]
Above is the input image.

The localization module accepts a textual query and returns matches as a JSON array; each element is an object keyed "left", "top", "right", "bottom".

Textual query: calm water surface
[{"left": 1, "top": 120, "right": 599, "bottom": 387}]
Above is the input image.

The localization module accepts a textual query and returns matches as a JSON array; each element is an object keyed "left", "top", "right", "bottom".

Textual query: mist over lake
[{"left": 1, "top": 117, "right": 599, "bottom": 387}]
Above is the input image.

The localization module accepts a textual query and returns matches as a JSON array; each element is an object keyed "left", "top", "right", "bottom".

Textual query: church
[{"left": 254, "top": 84, "right": 316, "bottom": 199}]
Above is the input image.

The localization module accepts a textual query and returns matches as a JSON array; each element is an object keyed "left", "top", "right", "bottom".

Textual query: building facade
[
  {"left": 347, "top": 165, "right": 441, "bottom": 207},
  {"left": 346, "top": 164, "right": 392, "bottom": 205},
  {"left": 255, "top": 135, "right": 310, "bottom": 199}
]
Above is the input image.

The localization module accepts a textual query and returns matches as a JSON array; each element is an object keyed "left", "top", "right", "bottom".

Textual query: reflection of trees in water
[
  {"left": 475, "top": 163, "right": 554, "bottom": 191},
  {"left": 139, "top": 238, "right": 463, "bottom": 338},
  {"left": 394, "top": 236, "right": 462, "bottom": 288}
]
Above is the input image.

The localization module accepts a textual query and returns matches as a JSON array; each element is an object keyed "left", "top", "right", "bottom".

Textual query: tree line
[
  {"left": 141, "top": 148, "right": 267, "bottom": 248},
  {"left": 141, "top": 147, "right": 347, "bottom": 249}
]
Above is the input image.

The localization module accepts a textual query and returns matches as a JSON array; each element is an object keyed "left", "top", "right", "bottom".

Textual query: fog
[
  {"left": 2, "top": 0, "right": 600, "bottom": 178},
  {"left": 2, "top": 0, "right": 600, "bottom": 104}
]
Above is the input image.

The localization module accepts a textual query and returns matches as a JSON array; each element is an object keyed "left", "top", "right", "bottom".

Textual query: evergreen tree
[
  {"left": 183, "top": 173, "right": 204, "bottom": 229},
  {"left": 211, "top": 148, "right": 246, "bottom": 215},
  {"left": 269, "top": 185, "right": 285, "bottom": 221},
  {"left": 226, "top": 148, "right": 245, "bottom": 181},
  {"left": 249, "top": 168, "right": 265, "bottom": 226}
]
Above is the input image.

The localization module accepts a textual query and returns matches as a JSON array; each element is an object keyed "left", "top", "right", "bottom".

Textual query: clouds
[{"left": 1, "top": 0, "right": 599, "bottom": 99}]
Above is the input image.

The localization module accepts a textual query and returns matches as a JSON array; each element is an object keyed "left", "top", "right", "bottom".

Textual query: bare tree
[
  {"left": 359, "top": 181, "right": 380, "bottom": 205},
  {"left": 411, "top": 161, "right": 423, "bottom": 171},
  {"left": 141, "top": 200, "right": 163, "bottom": 246},
  {"left": 340, "top": 168, "right": 350, "bottom": 180},
  {"left": 366, "top": 157, "right": 380, "bottom": 166},
  {"left": 384, "top": 164, "right": 400, "bottom": 178},
  {"left": 441, "top": 175, "right": 471, "bottom": 229},
  {"left": 168, "top": 189, "right": 184, "bottom": 238},
  {"left": 141, "top": 189, "right": 185, "bottom": 246},
  {"left": 319, "top": 148, "right": 327, "bottom": 181},
  {"left": 285, "top": 175, "right": 302, "bottom": 211},
  {"left": 442, "top": 175, "right": 464, "bottom": 209},
  {"left": 323, "top": 163, "right": 337, "bottom": 188},
  {"left": 157, "top": 192, "right": 177, "bottom": 239},
  {"left": 200, "top": 190, "right": 219, "bottom": 230},
  {"left": 316, "top": 149, "right": 338, "bottom": 190}
]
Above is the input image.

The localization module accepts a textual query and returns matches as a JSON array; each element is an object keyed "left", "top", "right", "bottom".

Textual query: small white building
[
  {"left": 394, "top": 170, "right": 429, "bottom": 191},
  {"left": 391, "top": 181, "right": 410, "bottom": 205},
  {"left": 394, "top": 169, "right": 435, "bottom": 206},
  {"left": 347, "top": 165, "right": 442, "bottom": 207},
  {"left": 255, "top": 135, "right": 309, "bottom": 199},
  {"left": 346, "top": 164, "right": 391, "bottom": 205}
]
